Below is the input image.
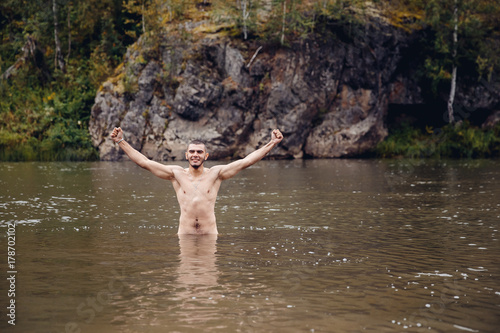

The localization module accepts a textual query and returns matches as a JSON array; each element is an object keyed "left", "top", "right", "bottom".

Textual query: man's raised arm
[
  {"left": 110, "top": 127, "right": 178, "bottom": 180},
  {"left": 218, "top": 129, "right": 283, "bottom": 181}
]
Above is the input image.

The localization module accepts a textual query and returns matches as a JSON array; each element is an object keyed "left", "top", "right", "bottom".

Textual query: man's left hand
[{"left": 271, "top": 129, "right": 283, "bottom": 145}]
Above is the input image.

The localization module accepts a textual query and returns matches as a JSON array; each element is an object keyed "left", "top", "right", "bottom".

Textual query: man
[{"left": 110, "top": 127, "right": 284, "bottom": 235}]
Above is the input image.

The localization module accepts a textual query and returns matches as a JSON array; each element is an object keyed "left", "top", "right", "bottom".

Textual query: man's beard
[{"left": 190, "top": 159, "right": 203, "bottom": 169}]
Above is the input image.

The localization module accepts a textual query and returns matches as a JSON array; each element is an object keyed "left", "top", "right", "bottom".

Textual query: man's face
[{"left": 186, "top": 144, "right": 208, "bottom": 169}]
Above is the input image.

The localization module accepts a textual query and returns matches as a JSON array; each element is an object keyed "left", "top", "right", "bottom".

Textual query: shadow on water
[{"left": 0, "top": 159, "right": 499, "bottom": 332}]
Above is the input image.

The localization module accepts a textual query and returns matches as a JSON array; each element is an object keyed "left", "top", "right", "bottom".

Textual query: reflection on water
[{"left": 0, "top": 159, "right": 499, "bottom": 332}]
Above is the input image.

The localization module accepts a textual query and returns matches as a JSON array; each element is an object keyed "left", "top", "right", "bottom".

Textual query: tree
[
  {"left": 257, "top": 0, "right": 311, "bottom": 44},
  {"left": 52, "top": 0, "right": 66, "bottom": 73},
  {"left": 241, "top": 0, "right": 251, "bottom": 40},
  {"left": 123, "top": 0, "right": 187, "bottom": 37},
  {"left": 447, "top": 0, "right": 458, "bottom": 124},
  {"left": 420, "top": 0, "right": 499, "bottom": 124},
  {"left": 0, "top": 0, "right": 134, "bottom": 161}
]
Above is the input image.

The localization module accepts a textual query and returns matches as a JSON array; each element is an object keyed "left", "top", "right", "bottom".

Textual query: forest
[{"left": 1, "top": 0, "right": 499, "bottom": 161}]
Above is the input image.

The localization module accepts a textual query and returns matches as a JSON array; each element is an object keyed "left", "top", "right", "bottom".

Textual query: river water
[{"left": 0, "top": 159, "right": 499, "bottom": 332}]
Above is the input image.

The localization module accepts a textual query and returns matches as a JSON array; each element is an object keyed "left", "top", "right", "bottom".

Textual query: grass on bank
[{"left": 375, "top": 121, "right": 500, "bottom": 159}]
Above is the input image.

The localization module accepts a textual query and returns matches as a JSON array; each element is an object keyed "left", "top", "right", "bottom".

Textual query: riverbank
[
  {"left": 374, "top": 121, "right": 500, "bottom": 159},
  {"left": 1, "top": 118, "right": 499, "bottom": 161}
]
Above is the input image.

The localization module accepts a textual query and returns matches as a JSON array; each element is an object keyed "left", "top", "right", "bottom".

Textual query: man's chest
[{"left": 173, "top": 172, "right": 221, "bottom": 197}]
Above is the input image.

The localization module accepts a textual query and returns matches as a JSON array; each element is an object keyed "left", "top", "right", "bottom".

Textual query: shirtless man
[{"left": 110, "top": 127, "right": 284, "bottom": 235}]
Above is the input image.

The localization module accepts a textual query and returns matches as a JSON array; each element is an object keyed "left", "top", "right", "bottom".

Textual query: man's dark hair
[
  {"left": 189, "top": 139, "right": 206, "bottom": 146},
  {"left": 187, "top": 139, "right": 207, "bottom": 152}
]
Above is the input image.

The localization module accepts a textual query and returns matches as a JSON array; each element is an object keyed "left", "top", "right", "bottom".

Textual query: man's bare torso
[{"left": 170, "top": 166, "right": 223, "bottom": 235}]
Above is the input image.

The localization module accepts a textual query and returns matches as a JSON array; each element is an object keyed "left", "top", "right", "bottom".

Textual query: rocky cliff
[{"left": 89, "top": 18, "right": 499, "bottom": 161}]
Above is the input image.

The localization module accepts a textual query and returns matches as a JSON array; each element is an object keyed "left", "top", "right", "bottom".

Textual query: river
[{"left": 0, "top": 159, "right": 499, "bottom": 332}]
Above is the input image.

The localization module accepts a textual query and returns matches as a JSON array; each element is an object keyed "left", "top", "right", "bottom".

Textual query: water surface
[{"left": 0, "top": 159, "right": 499, "bottom": 332}]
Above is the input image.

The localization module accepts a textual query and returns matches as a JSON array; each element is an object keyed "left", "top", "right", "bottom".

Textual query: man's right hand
[{"left": 111, "top": 127, "right": 123, "bottom": 143}]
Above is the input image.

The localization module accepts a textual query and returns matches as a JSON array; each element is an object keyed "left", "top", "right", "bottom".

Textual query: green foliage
[
  {"left": 0, "top": 0, "right": 137, "bottom": 161},
  {"left": 206, "top": 0, "right": 367, "bottom": 44},
  {"left": 0, "top": 64, "right": 98, "bottom": 161},
  {"left": 437, "top": 122, "right": 500, "bottom": 158},
  {"left": 209, "top": 0, "right": 262, "bottom": 40},
  {"left": 375, "top": 122, "right": 500, "bottom": 158},
  {"left": 411, "top": 0, "right": 500, "bottom": 90}
]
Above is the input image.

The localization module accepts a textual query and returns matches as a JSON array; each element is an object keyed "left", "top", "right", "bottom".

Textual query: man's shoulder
[
  {"left": 163, "top": 164, "right": 183, "bottom": 171},
  {"left": 208, "top": 165, "right": 223, "bottom": 171},
  {"left": 167, "top": 165, "right": 186, "bottom": 176},
  {"left": 207, "top": 165, "right": 226, "bottom": 175}
]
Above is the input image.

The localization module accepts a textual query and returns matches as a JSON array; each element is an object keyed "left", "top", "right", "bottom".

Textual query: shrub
[{"left": 375, "top": 121, "right": 500, "bottom": 158}]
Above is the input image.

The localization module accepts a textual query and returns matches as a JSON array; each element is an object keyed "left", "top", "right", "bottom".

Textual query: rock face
[{"left": 89, "top": 18, "right": 499, "bottom": 161}]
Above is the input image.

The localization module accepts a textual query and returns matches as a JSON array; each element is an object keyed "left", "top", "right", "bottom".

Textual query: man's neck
[{"left": 189, "top": 165, "right": 205, "bottom": 176}]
